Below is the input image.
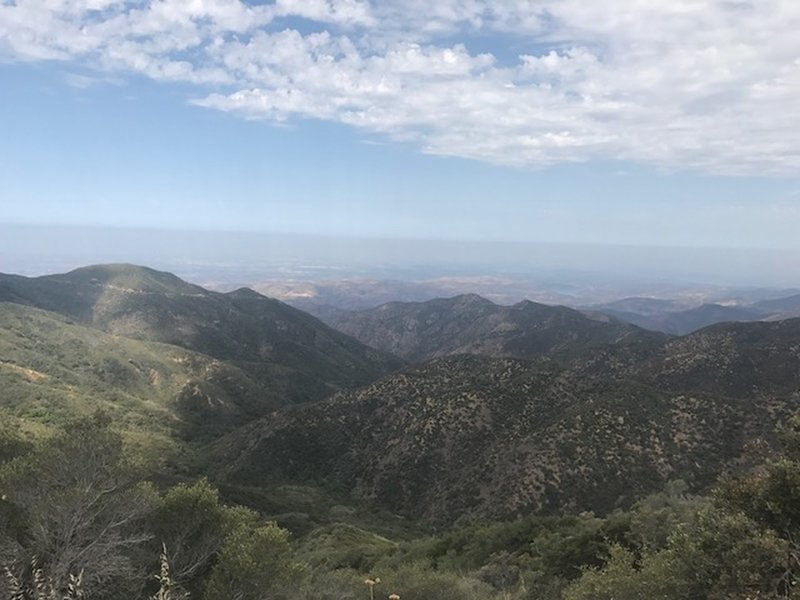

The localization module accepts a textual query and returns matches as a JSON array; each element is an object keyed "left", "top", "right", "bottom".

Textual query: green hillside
[
  {"left": 0, "top": 265, "right": 403, "bottom": 405},
  {"left": 0, "top": 302, "right": 282, "bottom": 462}
]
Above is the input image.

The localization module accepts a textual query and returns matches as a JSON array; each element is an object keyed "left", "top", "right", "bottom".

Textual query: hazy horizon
[
  {"left": 2, "top": 223, "right": 800, "bottom": 294},
  {"left": 3, "top": 1, "right": 800, "bottom": 299}
]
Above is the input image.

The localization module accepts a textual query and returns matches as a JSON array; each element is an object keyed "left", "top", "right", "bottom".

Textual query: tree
[
  {"left": 152, "top": 479, "right": 258, "bottom": 595},
  {"left": 0, "top": 418, "right": 32, "bottom": 466},
  {"left": 0, "top": 413, "right": 157, "bottom": 598},
  {"left": 204, "top": 522, "right": 303, "bottom": 600},
  {"left": 0, "top": 421, "right": 28, "bottom": 568},
  {"left": 566, "top": 416, "right": 800, "bottom": 600}
]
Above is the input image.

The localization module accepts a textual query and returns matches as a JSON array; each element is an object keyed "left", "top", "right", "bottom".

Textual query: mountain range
[
  {"left": 586, "top": 294, "right": 800, "bottom": 335},
  {"left": 321, "top": 294, "right": 665, "bottom": 362},
  {"left": 302, "top": 286, "right": 800, "bottom": 343},
  {"left": 3, "top": 264, "right": 800, "bottom": 526}
]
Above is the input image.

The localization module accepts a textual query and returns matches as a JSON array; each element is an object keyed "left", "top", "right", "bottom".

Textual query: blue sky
[{"left": 1, "top": 1, "right": 800, "bottom": 250}]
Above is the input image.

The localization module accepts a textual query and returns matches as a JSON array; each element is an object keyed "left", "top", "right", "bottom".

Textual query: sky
[{"left": 1, "top": 1, "right": 800, "bottom": 252}]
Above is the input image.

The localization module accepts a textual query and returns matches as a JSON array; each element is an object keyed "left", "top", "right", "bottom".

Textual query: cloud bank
[{"left": 2, "top": 1, "right": 799, "bottom": 174}]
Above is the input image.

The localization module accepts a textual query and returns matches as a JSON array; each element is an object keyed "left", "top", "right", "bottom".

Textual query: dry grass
[
  {"left": 2, "top": 547, "right": 188, "bottom": 600},
  {"left": 3, "top": 557, "right": 83, "bottom": 600},
  {"left": 150, "top": 544, "right": 187, "bottom": 600}
]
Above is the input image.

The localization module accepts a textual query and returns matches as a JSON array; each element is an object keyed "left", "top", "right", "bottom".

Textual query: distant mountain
[
  {"left": 598, "top": 302, "right": 763, "bottom": 335},
  {"left": 0, "top": 264, "right": 402, "bottom": 405},
  {"left": 214, "top": 318, "right": 800, "bottom": 524},
  {"left": 751, "top": 293, "right": 800, "bottom": 316},
  {"left": 323, "top": 294, "right": 665, "bottom": 362},
  {"left": 660, "top": 303, "right": 764, "bottom": 335},
  {"left": 257, "top": 276, "right": 589, "bottom": 314},
  {"left": 590, "top": 297, "right": 687, "bottom": 316},
  {"left": 590, "top": 292, "right": 800, "bottom": 335}
]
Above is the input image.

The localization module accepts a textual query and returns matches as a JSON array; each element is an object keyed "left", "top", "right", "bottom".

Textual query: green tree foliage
[
  {"left": 203, "top": 522, "right": 303, "bottom": 600},
  {"left": 623, "top": 479, "right": 703, "bottom": 552},
  {"left": 0, "top": 420, "right": 32, "bottom": 467},
  {"left": 566, "top": 418, "right": 800, "bottom": 600},
  {"left": 565, "top": 509, "right": 793, "bottom": 600},
  {"left": 374, "top": 564, "right": 494, "bottom": 600},
  {"left": 286, "top": 569, "right": 363, "bottom": 600},
  {"left": 717, "top": 416, "right": 800, "bottom": 536},
  {"left": 0, "top": 414, "right": 305, "bottom": 600},
  {"left": 670, "top": 508, "right": 790, "bottom": 599},
  {"left": 562, "top": 544, "right": 681, "bottom": 600},
  {"left": 0, "top": 418, "right": 32, "bottom": 567},
  {"left": 153, "top": 479, "right": 258, "bottom": 594}
]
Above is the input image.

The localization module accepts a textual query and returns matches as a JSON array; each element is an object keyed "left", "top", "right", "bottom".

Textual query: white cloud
[
  {"left": 62, "top": 70, "right": 122, "bottom": 87},
  {"left": 268, "top": 0, "right": 374, "bottom": 27},
  {"left": 1, "top": 0, "right": 799, "bottom": 174}
]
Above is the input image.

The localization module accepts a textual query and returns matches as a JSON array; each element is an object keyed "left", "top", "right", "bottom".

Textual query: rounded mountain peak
[{"left": 53, "top": 264, "right": 206, "bottom": 295}]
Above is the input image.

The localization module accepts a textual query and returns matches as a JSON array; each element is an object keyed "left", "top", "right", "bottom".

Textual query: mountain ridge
[
  {"left": 588, "top": 293, "right": 800, "bottom": 335},
  {"left": 0, "top": 264, "right": 403, "bottom": 406},
  {"left": 323, "top": 294, "right": 666, "bottom": 363},
  {"left": 6, "top": 264, "right": 800, "bottom": 528}
]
